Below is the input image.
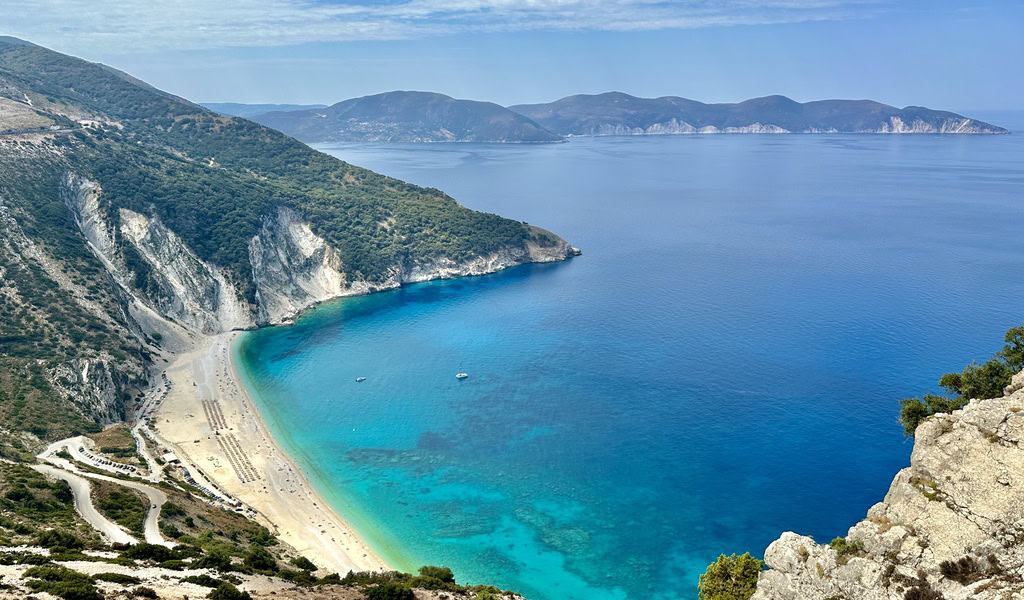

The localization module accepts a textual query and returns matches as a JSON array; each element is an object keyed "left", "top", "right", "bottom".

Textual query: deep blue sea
[{"left": 236, "top": 113, "right": 1024, "bottom": 600}]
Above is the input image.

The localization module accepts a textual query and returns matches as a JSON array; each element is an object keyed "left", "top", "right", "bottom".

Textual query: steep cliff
[{"left": 753, "top": 370, "right": 1024, "bottom": 600}]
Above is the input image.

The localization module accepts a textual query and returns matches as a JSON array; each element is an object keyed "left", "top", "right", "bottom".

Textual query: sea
[{"left": 235, "top": 112, "right": 1024, "bottom": 600}]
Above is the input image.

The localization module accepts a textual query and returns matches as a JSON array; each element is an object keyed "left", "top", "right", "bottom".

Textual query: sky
[{"left": 4, "top": 0, "right": 1023, "bottom": 110}]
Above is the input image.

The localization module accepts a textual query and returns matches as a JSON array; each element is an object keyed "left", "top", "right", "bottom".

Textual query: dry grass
[{"left": 87, "top": 425, "right": 141, "bottom": 466}]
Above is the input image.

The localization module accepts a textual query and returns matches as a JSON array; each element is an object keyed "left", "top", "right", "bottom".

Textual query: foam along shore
[{"left": 153, "top": 331, "right": 388, "bottom": 575}]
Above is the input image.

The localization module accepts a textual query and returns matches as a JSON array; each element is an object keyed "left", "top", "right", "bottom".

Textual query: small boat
[
  {"left": 455, "top": 372, "right": 469, "bottom": 380},
  {"left": 355, "top": 377, "right": 367, "bottom": 382}
]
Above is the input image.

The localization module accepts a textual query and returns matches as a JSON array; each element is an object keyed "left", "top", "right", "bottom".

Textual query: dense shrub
[
  {"left": 697, "top": 553, "right": 763, "bottom": 600},
  {"left": 278, "top": 568, "right": 316, "bottom": 586},
  {"left": 23, "top": 565, "right": 102, "bottom": 600},
  {"left": 366, "top": 582, "right": 415, "bottom": 600},
  {"left": 939, "top": 556, "right": 983, "bottom": 584},
  {"left": 829, "top": 537, "right": 865, "bottom": 558},
  {"left": 194, "top": 549, "right": 233, "bottom": 571},
  {"left": 418, "top": 565, "right": 455, "bottom": 583},
  {"left": 289, "top": 555, "right": 317, "bottom": 571},
  {"left": 182, "top": 574, "right": 224, "bottom": 588},
  {"left": 122, "top": 542, "right": 174, "bottom": 562},
  {"left": 36, "top": 529, "right": 84, "bottom": 550},
  {"left": 247, "top": 527, "right": 276, "bottom": 546},
  {"left": 242, "top": 543, "right": 277, "bottom": 572}
]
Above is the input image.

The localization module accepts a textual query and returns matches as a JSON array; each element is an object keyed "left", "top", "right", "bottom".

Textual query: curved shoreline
[
  {"left": 231, "top": 333, "right": 418, "bottom": 573},
  {"left": 153, "top": 331, "right": 388, "bottom": 575}
]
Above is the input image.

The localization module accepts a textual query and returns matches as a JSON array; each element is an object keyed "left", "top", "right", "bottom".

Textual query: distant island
[
  {"left": 510, "top": 92, "right": 1007, "bottom": 135},
  {"left": 243, "top": 91, "right": 563, "bottom": 143},
  {"left": 219, "top": 90, "right": 1006, "bottom": 143},
  {"left": 202, "top": 102, "right": 327, "bottom": 119}
]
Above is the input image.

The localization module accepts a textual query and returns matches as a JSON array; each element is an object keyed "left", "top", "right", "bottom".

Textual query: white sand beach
[{"left": 153, "top": 331, "right": 388, "bottom": 575}]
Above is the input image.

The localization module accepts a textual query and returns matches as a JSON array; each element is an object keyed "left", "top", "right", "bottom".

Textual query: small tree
[
  {"left": 1000, "top": 326, "right": 1024, "bottom": 372},
  {"left": 940, "top": 360, "right": 1011, "bottom": 401},
  {"left": 418, "top": 565, "right": 455, "bottom": 583},
  {"left": 243, "top": 544, "right": 277, "bottom": 572},
  {"left": 899, "top": 394, "right": 968, "bottom": 436},
  {"left": 698, "top": 553, "right": 763, "bottom": 600},
  {"left": 290, "top": 555, "right": 317, "bottom": 571}
]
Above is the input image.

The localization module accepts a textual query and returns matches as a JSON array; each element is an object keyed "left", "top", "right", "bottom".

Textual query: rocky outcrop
[
  {"left": 574, "top": 118, "right": 1000, "bottom": 136},
  {"left": 46, "top": 359, "right": 131, "bottom": 424},
  {"left": 871, "top": 116, "right": 1000, "bottom": 134},
  {"left": 249, "top": 208, "right": 576, "bottom": 324},
  {"left": 118, "top": 208, "right": 252, "bottom": 333},
  {"left": 249, "top": 206, "right": 349, "bottom": 324},
  {"left": 63, "top": 177, "right": 576, "bottom": 331},
  {"left": 581, "top": 121, "right": 791, "bottom": 136},
  {"left": 753, "top": 370, "right": 1024, "bottom": 600}
]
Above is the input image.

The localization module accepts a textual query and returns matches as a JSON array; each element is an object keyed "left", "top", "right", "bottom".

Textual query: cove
[{"left": 236, "top": 122, "right": 1024, "bottom": 600}]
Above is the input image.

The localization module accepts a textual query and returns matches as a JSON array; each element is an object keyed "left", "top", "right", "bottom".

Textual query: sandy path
[
  {"left": 31, "top": 464, "right": 137, "bottom": 545},
  {"left": 154, "top": 332, "right": 388, "bottom": 574}
]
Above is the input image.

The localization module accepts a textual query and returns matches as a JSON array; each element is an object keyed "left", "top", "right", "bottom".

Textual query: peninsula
[{"left": 244, "top": 91, "right": 564, "bottom": 143}]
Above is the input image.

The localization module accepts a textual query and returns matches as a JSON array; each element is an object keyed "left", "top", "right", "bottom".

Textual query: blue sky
[{"left": 6, "top": 0, "right": 1023, "bottom": 109}]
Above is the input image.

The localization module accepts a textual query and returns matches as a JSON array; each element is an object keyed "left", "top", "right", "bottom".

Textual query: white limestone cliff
[{"left": 753, "top": 370, "right": 1024, "bottom": 600}]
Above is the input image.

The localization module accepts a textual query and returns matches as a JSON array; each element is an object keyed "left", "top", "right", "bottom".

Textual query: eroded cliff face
[
  {"left": 753, "top": 370, "right": 1024, "bottom": 600},
  {"left": 249, "top": 207, "right": 575, "bottom": 324},
  {"left": 46, "top": 359, "right": 130, "bottom": 424},
  {"left": 581, "top": 121, "right": 791, "bottom": 136},
  {"left": 65, "top": 176, "right": 576, "bottom": 333},
  {"left": 874, "top": 117, "right": 997, "bottom": 134},
  {"left": 575, "top": 117, "right": 1002, "bottom": 136}
]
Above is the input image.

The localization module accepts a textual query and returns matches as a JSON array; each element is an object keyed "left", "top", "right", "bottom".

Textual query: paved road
[
  {"left": 38, "top": 439, "right": 174, "bottom": 547},
  {"left": 32, "top": 464, "right": 137, "bottom": 545}
]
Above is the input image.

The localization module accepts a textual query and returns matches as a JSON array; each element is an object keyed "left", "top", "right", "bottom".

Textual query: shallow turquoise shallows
[{"left": 236, "top": 113, "right": 1024, "bottom": 600}]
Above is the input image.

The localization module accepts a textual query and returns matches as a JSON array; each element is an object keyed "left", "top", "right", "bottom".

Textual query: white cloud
[{"left": 3, "top": 0, "right": 882, "bottom": 53}]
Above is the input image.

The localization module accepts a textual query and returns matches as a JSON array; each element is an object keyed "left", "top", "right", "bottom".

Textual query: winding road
[
  {"left": 32, "top": 463, "right": 136, "bottom": 545},
  {"left": 37, "top": 439, "right": 174, "bottom": 547}
]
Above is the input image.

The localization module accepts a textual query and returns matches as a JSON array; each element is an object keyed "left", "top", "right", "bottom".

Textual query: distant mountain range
[
  {"left": 202, "top": 102, "right": 327, "bottom": 118},
  {"left": 220, "top": 91, "right": 1006, "bottom": 143},
  {"left": 509, "top": 92, "right": 1007, "bottom": 136},
  {"left": 246, "top": 91, "right": 562, "bottom": 143}
]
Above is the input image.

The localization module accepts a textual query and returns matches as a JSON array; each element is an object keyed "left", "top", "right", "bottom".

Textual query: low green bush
[
  {"left": 182, "top": 574, "right": 224, "bottom": 588},
  {"left": 207, "top": 582, "right": 252, "bottom": 600},
  {"left": 366, "top": 582, "right": 415, "bottom": 600},
  {"left": 93, "top": 571, "right": 141, "bottom": 585},
  {"left": 23, "top": 565, "right": 102, "bottom": 600}
]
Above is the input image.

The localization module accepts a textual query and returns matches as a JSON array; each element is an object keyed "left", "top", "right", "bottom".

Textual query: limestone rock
[{"left": 752, "top": 383, "right": 1024, "bottom": 600}]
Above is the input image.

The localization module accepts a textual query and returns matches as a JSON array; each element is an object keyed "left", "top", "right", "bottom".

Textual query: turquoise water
[{"left": 237, "top": 116, "right": 1024, "bottom": 600}]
